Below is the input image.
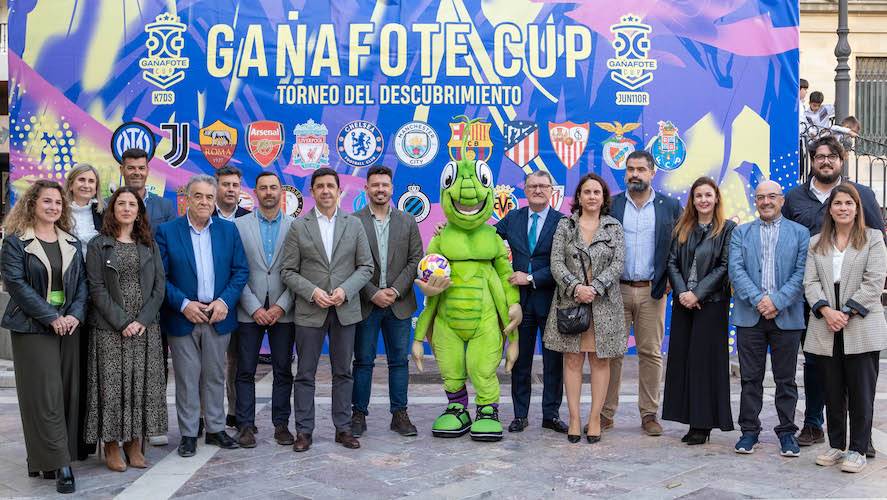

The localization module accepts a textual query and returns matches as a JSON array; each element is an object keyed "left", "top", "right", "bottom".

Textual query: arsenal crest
[
  {"left": 503, "top": 120, "right": 539, "bottom": 168},
  {"left": 394, "top": 121, "right": 439, "bottom": 167},
  {"left": 492, "top": 185, "right": 519, "bottom": 222},
  {"left": 448, "top": 118, "right": 493, "bottom": 162},
  {"left": 199, "top": 120, "right": 238, "bottom": 169},
  {"left": 548, "top": 121, "right": 589, "bottom": 170},
  {"left": 291, "top": 119, "right": 330, "bottom": 170},
  {"left": 281, "top": 185, "right": 304, "bottom": 217},
  {"left": 596, "top": 121, "right": 639, "bottom": 170},
  {"left": 549, "top": 185, "right": 565, "bottom": 212},
  {"left": 247, "top": 120, "right": 284, "bottom": 168},
  {"left": 647, "top": 120, "right": 686, "bottom": 171}
]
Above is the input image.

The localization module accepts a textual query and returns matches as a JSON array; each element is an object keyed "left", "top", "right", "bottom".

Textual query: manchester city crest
[
  {"left": 338, "top": 120, "right": 384, "bottom": 168},
  {"left": 394, "top": 121, "right": 438, "bottom": 167},
  {"left": 492, "top": 185, "right": 519, "bottom": 222},
  {"left": 596, "top": 121, "right": 640, "bottom": 170},
  {"left": 397, "top": 184, "right": 430, "bottom": 223},
  {"left": 647, "top": 120, "right": 686, "bottom": 171},
  {"left": 291, "top": 119, "right": 330, "bottom": 170},
  {"left": 503, "top": 120, "right": 539, "bottom": 169}
]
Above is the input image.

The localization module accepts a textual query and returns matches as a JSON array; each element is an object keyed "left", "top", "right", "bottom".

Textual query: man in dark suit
[
  {"left": 156, "top": 174, "right": 249, "bottom": 458},
  {"left": 351, "top": 165, "right": 424, "bottom": 437},
  {"left": 213, "top": 165, "right": 251, "bottom": 221},
  {"left": 604, "top": 150, "right": 682, "bottom": 436},
  {"left": 495, "top": 170, "right": 567, "bottom": 434}
]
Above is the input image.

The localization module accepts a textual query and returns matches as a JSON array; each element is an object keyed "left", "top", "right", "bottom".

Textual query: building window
[{"left": 855, "top": 57, "right": 887, "bottom": 144}]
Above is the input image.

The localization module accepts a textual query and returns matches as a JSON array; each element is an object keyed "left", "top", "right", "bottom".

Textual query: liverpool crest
[
  {"left": 503, "top": 120, "right": 539, "bottom": 168},
  {"left": 596, "top": 121, "right": 639, "bottom": 170},
  {"left": 291, "top": 119, "right": 330, "bottom": 170},
  {"left": 199, "top": 120, "right": 237, "bottom": 169},
  {"left": 448, "top": 118, "right": 493, "bottom": 162},
  {"left": 548, "top": 121, "right": 589, "bottom": 170}
]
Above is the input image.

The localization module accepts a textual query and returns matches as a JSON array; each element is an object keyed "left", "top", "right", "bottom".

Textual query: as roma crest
[
  {"left": 448, "top": 118, "right": 493, "bottom": 162},
  {"left": 492, "top": 185, "right": 519, "bottom": 222},
  {"left": 199, "top": 120, "right": 238, "bottom": 169},
  {"left": 548, "top": 121, "right": 589, "bottom": 170},
  {"left": 247, "top": 121, "right": 284, "bottom": 168},
  {"left": 503, "top": 120, "right": 539, "bottom": 168}
]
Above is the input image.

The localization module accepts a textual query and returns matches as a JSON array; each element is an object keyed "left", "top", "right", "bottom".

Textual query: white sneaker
[
  {"left": 840, "top": 451, "right": 867, "bottom": 473},
  {"left": 148, "top": 435, "right": 168, "bottom": 446},
  {"left": 815, "top": 448, "right": 845, "bottom": 466}
]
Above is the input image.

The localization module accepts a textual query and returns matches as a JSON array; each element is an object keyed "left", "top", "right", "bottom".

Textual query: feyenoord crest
[
  {"left": 281, "top": 185, "right": 304, "bottom": 217},
  {"left": 291, "top": 119, "right": 330, "bottom": 170},
  {"left": 338, "top": 120, "right": 384, "bottom": 168},
  {"left": 647, "top": 120, "right": 686, "bottom": 171},
  {"left": 111, "top": 122, "right": 156, "bottom": 163},
  {"left": 160, "top": 122, "right": 189, "bottom": 168},
  {"left": 394, "top": 121, "right": 438, "bottom": 167},
  {"left": 238, "top": 192, "right": 254, "bottom": 211},
  {"left": 548, "top": 121, "right": 589, "bottom": 170},
  {"left": 247, "top": 121, "right": 284, "bottom": 168},
  {"left": 448, "top": 119, "right": 493, "bottom": 161},
  {"left": 492, "top": 185, "right": 519, "bottom": 222},
  {"left": 199, "top": 120, "right": 237, "bottom": 169},
  {"left": 503, "top": 120, "right": 539, "bottom": 168},
  {"left": 398, "top": 184, "right": 430, "bottom": 223},
  {"left": 595, "top": 121, "right": 640, "bottom": 170},
  {"left": 549, "top": 185, "right": 565, "bottom": 211}
]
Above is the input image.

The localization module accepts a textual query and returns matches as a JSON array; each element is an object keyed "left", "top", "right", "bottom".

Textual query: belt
[{"left": 620, "top": 279, "right": 652, "bottom": 288}]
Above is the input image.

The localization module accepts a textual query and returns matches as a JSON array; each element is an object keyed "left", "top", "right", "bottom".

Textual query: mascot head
[{"left": 441, "top": 116, "right": 494, "bottom": 230}]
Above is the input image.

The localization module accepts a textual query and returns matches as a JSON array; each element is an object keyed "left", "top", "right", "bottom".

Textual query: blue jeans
[{"left": 352, "top": 306, "right": 411, "bottom": 415}]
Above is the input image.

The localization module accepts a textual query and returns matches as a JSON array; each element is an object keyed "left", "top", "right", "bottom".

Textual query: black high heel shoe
[
  {"left": 686, "top": 430, "right": 711, "bottom": 445},
  {"left": 583, "top": 424, "right": 601, "bottom": 443},
  {"left": 567, "top": 434, "right": 581, "bottom": 443},
  {"left": 56, "top": 466, "right": 75, "bottom": 494},
  {"left": 681, "top": 430, "right": 693, "bottom": 443}
]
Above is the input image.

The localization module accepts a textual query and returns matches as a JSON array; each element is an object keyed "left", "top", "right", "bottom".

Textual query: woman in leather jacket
[
  {"left": 662, "top": 177, "right": 736, "bottom": 445},
  {"left": 0, "top": 180, "right": 88, "bottom": 494}
]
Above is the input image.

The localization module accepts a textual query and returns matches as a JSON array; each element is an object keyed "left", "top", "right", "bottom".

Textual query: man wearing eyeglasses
[
  {"left": 495, "top": 170, "right": 568, "bottom": 434},
  {"left": 782, "top": 135, "right": 884, "bottom": 455}
]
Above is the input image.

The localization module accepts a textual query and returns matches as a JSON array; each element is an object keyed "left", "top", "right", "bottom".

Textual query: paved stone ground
[{"left": 1, "top": 356, "right": 887, "bottom": 499}]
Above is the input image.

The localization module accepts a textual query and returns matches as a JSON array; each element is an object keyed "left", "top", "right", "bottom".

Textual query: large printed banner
[{"left": 8, "top": 1, "right": 800, "bottom": 353}]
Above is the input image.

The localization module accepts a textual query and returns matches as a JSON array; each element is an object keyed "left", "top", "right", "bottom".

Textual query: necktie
[{"left": 528, "top": 213, "right": 539, "bottom": 273}]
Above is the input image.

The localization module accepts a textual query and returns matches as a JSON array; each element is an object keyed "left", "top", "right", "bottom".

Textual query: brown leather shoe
[
  {"left": 601, "top": 414, "right": 614, "bottom": 431},
  {"left": 238, "top": 426, "right": 257, "bottom": 448},
  {"left": 123, "top": 439, "right": 147, "bottom": 468},
  {"left": 335, "top": 431, "right": 361, "bottom": 449},
  {"left": 641, "top": 415, "right": 663, "bottom": 436},
  {"left": 274, "top": 424, "right": 295, "bottom": 446},
  {"left": 293, "top": 432, "right": 312, "bottom": 452},
  {"left": 104, "top": 441, "right": 127, "bottom": 472}
]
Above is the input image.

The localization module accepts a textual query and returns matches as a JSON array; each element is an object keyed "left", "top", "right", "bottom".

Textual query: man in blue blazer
[
  {"left": 729, "top": 180, "right": 809, "bottom": 457},
  {"left": 156, "top": 174, "right": 249, "bottom": 458},
  {"left": 603, "top": 150, "right": 682, "bottom": 436},
  {"left": 496, "top": 171, "right": 567, "bottom": 434}
]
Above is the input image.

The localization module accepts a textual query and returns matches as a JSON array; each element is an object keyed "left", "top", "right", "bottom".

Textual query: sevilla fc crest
[
  {"left": 247, "top": 121, "right": 284, "bottom": 168},
  {"left": 199, "top": 120, "right": 238, "bottom": 169},
  {"left": 503, "top": 120, "right": 539, "bottom": 168},
  {"left": 548, "top": 121, "right": 589, "bottom": 170}
]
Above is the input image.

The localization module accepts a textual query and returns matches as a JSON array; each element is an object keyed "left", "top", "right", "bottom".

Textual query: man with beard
[
  {"left": 602, "top": 150, "right": 682, "bottom": 436},
  {"left": 232, "top": 172, "right": 296, "bottom": 447},
  {"left": 350, "top": 165, "right": 423, "bottom": 437},
  {"left": 783, "top": 135, "right": 884, "bottom": 456}
]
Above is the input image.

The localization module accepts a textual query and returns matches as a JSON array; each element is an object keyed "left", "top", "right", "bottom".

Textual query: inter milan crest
[
  {"left": 281, "top": 185, "right": 304, "bottom": 217},
  {"left": 338, "top": 120, "right": 384, "bottom": 168},
  {"left": 111, "top": 122, "right": 156, "bottom": 163},
  {"left": 394, "top": 121, "right": 439, "bottom": 167},
  {"left": 447, "top": 118, "right": 493, "bottom": 162},
  {"left": 596, "top": 121, "right": 639, "bottom": 170},
  {"left": 548, "top": 121, "right": 589, "bottom": 170},
  {"left": 549, "top": 185, "right": 566, "bottom": 211},
  {"left": 503, "top": 120, "right": 539, "bottom": 169},
  {"left": 492, "top": 185, "right": 519, "bottom": 222},
  {"left": 291, "top": 119, "right": 330, "bottom": 170},
  {"left": 199, "top": 120, "right": 238, "bottom": 169},
  {"left": 247, "top": 120, "right": 284, "bottom": 168},
  {"left": 647, "top": 120, "right": 686, "bottom": 171},
  {"left": 397, "top": 184, "right": 431, "bottom": 223}
]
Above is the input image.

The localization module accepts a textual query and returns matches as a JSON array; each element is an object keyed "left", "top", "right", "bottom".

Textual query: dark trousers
[
  {"left": 819, "top": 333, "right": 880, "bottom": 454},
  {"left": 235, "top": 322, "right": 295, "bottom": 427},
  {"left": 511, "top": 308, "right": 563, "bottom": 420},
  {"left": 352, "top": 306, "right": 411, "bottom": 415},
  {"left": 736, "top": 318, "right": 803, "bottom": 435},
  {"left": 802, "top": 302, "right": 826, "bottom": 429}
]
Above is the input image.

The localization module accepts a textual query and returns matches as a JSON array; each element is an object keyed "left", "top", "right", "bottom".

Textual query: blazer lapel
[
  {"left": 209, "top": 221, "right": 224, "bottom": 294},
  {"left": 359, "top": 208, "right": 381, "bottom": 266},
  {"left": 653, "top": 194, "right": 669, "bottom": 248},
  {"left": 612, "top": 193, "right": 627, "bottom": 223},
  {"left": 386, "top": 211, "right": 401, "bottom": 269},
  {"left": 749, "top": 220, "right": 762, "bottom": 278},
  {"left": 517, "top": 208, "right": 530, "bottom": 255},
  {"left": 248, "top": 214, "right": 268, "bottom": 271},
  {"left": 179, "top": 217, "right": 198, "bottom": 278},
  {"left": 269, "top": 215, "right": 291, "bottom": 269},
  {"left": 536, "top": 209, "right": 559, "bottom": 253},
  {"left": 304, "top": 212, "right": 330, "bottom": 267},
  {"left": 330, "top": 212, "right": 346, "bottom": 262},
  {"left": 839, "top": 244, "right": 861, "bottom": 301},
  {"left": 819, "top": 249, "right": 835, "bottom": 304}
]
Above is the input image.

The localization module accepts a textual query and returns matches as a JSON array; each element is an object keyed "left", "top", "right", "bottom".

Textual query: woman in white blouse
[
  {"left": 803, "top": 183, "right": 887, "bottom": 474},
  {"left": 64, "top": 164, "right": 104, "bottom": 257}
]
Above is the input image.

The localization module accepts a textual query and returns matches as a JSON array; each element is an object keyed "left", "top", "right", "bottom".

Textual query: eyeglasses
[
  {"left": 813, "top": 154, "right": 841, "bottom": 163},
  {"left": 754, "top": 193, "right": 782, "bottom": 202},
  {"left": 525, "top": 184, "right": 552, "bottom": 191}
]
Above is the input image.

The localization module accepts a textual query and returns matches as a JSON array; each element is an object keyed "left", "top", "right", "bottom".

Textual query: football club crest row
[{"left": 110, "top": 117, "right": 688, "bottom": 174}]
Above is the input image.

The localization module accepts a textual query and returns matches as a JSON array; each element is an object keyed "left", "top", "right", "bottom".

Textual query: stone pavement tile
[
  {"left": 827, "top": 463, "right": 887, "bottom": 497},
  {"left": 175, "top": 471, "right": 312, "bottom": 498},
  {"left": 673, "top": 486, "right": 751, "bottom": 499}
]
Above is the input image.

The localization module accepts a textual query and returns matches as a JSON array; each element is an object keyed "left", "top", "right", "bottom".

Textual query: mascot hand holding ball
[{"left": 412, "top": 116, "right": 521, "bottom": 442}]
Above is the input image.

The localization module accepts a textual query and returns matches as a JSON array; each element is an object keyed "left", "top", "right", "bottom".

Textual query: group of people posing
[{"left": 2, "top": 135, "right": 885, "bottom": 494}]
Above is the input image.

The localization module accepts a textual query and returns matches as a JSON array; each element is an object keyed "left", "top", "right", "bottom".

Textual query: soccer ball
[{"left": 417, "top": 253, "right": 451, "bottom": 282}]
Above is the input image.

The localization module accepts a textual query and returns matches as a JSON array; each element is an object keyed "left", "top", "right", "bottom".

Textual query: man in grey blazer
[
  {"left": 281, "top": 168, "right": 374, "bottom": 452},
  {"left": 233, "top": 172, "right": 295, "bottom": 448},
  {"left": 350, "top": 165, "right": 423, "bottom": 438}
]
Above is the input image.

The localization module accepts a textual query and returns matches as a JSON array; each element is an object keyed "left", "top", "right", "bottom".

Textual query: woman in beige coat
[
  {"left": 544, "top": 173, "right": 626, "bottom": 443},
  {"left": 803, "top": 183, "right": 887, "bottom": 474}
]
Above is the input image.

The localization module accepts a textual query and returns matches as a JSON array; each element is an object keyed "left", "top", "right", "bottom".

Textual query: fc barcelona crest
[
  {"left": 503, "top": 120, "right": 539, "bottom": 168},
  {"left": 548, "top": 121, "right": 589, "bottom": 170},
  {"left": 492, "top": 185, "right": 519, "bottom": 222},
  {"left": 647, "top": 120, "right": 686, "bottom": 171},
  {"left": 595, "top": 121, "right": 640, "bottom": 170},
  {"left": 448, "top": 118, "right": 493, "bottom": 162}
]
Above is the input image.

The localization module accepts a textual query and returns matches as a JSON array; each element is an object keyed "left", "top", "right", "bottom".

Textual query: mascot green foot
[
  {"left": 432, "top": 403, "right": 472, "bottom": 438},
  {"left": 469, "top": 405, "right": 503, "bottom": 442}
]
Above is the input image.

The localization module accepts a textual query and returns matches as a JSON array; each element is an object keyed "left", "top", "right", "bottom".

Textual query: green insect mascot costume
[{"left": 412, "top": 117, "right": 521, "bottom": 442}]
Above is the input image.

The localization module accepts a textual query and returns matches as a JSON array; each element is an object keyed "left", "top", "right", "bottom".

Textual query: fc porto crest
[
  {"left": 394, "top": 121, "right": 438, "bottom": 167},
  {"left": 548, "top": 121, "right": 589, "bottom": 170},
  {"left": 492, "top": 185, "right": 519, "bottom": 222},
  {"left": 281, "top": 185, "right": 304, "bottom": 217},
  {"left": 596, "top": 121, "right": 640, "bottom": 170},
  {"left": 338, "top": 120, "right": 384, "bottom": 168},
  {"left": 503, "top": 120, "right": 539, "bottom": 168},
  {"left": 199, "top": 120, "right": 237, "bottom": 169},
  {"left": 140, "top": 13, "right": 190, "bottom": 105},
  {"left": 647, "top": 121, "right": 686, "bottom": 171},
  {"left": 291, "top": 119, "right": 329, "bottom": 170},
  {"left": 398, "top": 184, "right": 430, "bottom": 223},
  {"left": 448, "top": 119, "right": 493, "bottom": 162},
  {"left": 247, "top": 121, "right": 284, "bottom": 168},
  {"left": 111, "top": 122, "right": 156, "bottom": 163},
  {"left": 549, "top": 185, "right": 566, "bottom": 212}
]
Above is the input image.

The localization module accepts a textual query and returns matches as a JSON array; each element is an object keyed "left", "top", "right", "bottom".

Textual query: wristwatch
[{"left": 526, "top": 274, "right": 534, "bottom": 284}]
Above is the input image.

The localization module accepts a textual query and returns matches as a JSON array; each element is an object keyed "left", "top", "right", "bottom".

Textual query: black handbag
[{"left": 556, "top": 240, "right": 591, "bottom": 336}]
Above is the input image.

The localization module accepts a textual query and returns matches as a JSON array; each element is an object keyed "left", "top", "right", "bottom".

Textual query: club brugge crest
[
  {"left": 398, "top": 184, "right": 430, "bottom": 223},
  {"left": 492, "top": 185, "right": 519, "bottom": 222},
  {"left": 338, "top": 120, "right": 384, "bottom": 168},
  {"left": 596, "top": 121, "right": 639, "bottom": 170},
  {"left": 503, "top": 120, "right": 539, "bottom": 168},
  {"left": 647, "top": 120, "right": 686, "bottom": 171},
  {"left": 111, "top": 122, "right": 156, "bottom": 163},
  {"left": 394, "top": 121, "right": 438, "bottom": 167},
  {"left": 199, "top": 120, "right": 238, "bottom": 169},
  {"left": 247, "top": 120, "right": 284, "bottom": 168},
  {"left": 549, "top": 185, "right": 565, "bottom": 211},
  {"left": 447, "top": 119, "right": 493, "bottom": 161},
  {"left": 548, "top": 121, "right": 589, "bottom": 170},
  {"left": 291, "top": 119, "right": 329, "bottom": 170},
  {"left": 281, "top": 185, "right": 304, "bottom": 217}
]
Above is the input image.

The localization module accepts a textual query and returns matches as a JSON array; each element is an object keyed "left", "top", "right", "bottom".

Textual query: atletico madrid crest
[
  {"left": 548, "top": 121, "right": 589, "bottom": 170},
  {"left": 503, "top": 120, "right": 539, "bottom": 168}
]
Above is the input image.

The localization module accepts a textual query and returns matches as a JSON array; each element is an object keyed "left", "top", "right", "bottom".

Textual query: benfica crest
[
  {"left": 247, "top": 120, "right": 284, "bottom": 168},
  {"left": 549, "top": 185, "right": 565, "bottom": 211},
  {"left": 548, "top": 121, "right": 589, "bottom": 170},
  {"left": 291, "top": 119, "right": 330, "bottom": 170},
  {"left": 596, "top": 121, "right": 639, "bottom": 170},
  {"left": 492, "top": 185, "right": 519, "bottom": 222},
  {"left": 199, "top": 120, "right": 238, "bottom": 169},
  {"left": 448, "top": 119, "right": 493, "bottom": 161},
  {"left": 503, "top": 120, "right": 539, "bottom": 168}
]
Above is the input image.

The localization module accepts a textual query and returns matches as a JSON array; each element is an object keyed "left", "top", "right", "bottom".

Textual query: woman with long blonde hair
[{"left": 64, "top": 163, "right": 104, "bottom": 256}]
